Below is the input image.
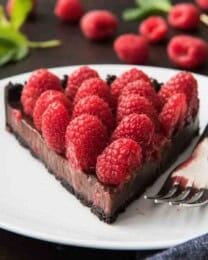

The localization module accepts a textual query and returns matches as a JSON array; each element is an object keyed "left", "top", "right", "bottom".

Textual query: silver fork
[{"left": 144, "top": 124, "right": 208, "bottom": 207}]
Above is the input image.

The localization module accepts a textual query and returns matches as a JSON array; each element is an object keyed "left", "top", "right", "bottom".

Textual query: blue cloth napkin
[{"left": 141, "top": 233, "right": 208, "bottom": 260}]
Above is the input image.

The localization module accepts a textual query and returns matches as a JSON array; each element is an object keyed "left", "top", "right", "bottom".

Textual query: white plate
[{"left": 1, "top": 65, "right": 208, "bottom": 250}]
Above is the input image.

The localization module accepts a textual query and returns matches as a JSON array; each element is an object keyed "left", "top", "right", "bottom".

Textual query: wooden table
[{"left": 0, "top": 0, "right": 207, "bottom": 259}]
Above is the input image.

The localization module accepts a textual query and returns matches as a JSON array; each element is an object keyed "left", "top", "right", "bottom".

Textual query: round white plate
[{"left": 1, "top": 65, "right": 208, "bottom": 250}]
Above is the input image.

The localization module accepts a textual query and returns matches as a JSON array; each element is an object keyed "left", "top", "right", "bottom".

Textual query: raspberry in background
[
  {"left": 65, "top": 114, "right": 108, "bottom": 172},
  {"left": 196, "top": 0, "right": 208, "bottom": 11},
  {"left": 167, "top": 35, "right": 208, "bottom": 69},
  {"left": 80, "top": 10, "right": 118, "bottom": 41},
  {"left": 7, "top": 0, "right": 36, "bottom": 17},
  {"left": 96, "top": 138, "right": 142, "bottom": 185},
  {"left": 42, "top": 101, "right": 70, "bottom": 154},
  {"left": 111, "top": 68, "right": 152, "bottom": 103},
  {"left": 117, "top": 94, "right": 158, "bottom": 126},
  {"left": 112, "top": 113, "right": 155, "bottom": 154},
  {"left": 159, "top": 93, "right": 187, "bottom": 137},
  {"left": 114, "top": 34, "right": 149, "bottom": 64},
  {"left": 74, "top": 77, "right": 112, "bottom": 107},
  {"left": 139, "top": 16, "right": 168, "bottom": 43},
  {"left": 119, "top": 79, "right": 162, "bottom": 112},
  {"left": 72, "top": 95, "right": 115, "bottom": 133},
  {"left": 159, "top": 71, "right": 199, "bottom": 120},
  {"left": 65, "top": 66, "right": 99, "bottom": 100},
  {"left": 21, "top": 69, "right": 63, "bottom": 116},
  {"left": 55, "top": 0, "right": 84, "bottom": 22},
  {"left": 33, "top": 90, "right": 72, "bottom": 130},
  {"left": 168, "top": 3, "right": 200, "bottom": 30}
]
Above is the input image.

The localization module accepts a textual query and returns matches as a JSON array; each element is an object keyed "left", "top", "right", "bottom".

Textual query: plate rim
[{"left": 0, "top": 64, "right": 207, "bottom": 250}]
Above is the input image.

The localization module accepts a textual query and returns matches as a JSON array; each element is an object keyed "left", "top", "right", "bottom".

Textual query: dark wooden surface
[{"left": 0, "top": 0, "right": 207, "bottom": 259}]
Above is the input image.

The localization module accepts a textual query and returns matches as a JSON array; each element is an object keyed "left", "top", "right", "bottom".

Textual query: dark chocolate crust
[{"left": 5, "top": 83, "right": 199, "bottom": 223}]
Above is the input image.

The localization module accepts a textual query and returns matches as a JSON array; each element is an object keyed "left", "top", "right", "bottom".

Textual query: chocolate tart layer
[{"left": 5, "top": 83, "right": 199, "bottom": 223}]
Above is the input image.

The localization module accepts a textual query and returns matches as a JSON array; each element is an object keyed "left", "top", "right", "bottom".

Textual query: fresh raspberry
[
  {"left": 159, "top": 93, "right": 188, "bottom": 137},
  {"left": 159, "top": 71, "right": 199, "bottom": 119},
  {"left": 96, "top": 138, "right": 142, "bottom": 185},
  {"left": 117, "top": 94, "right": 158, "bottom": 126},
  {"left": 112, "top": 114, "right": 155, "bottom": 153},
  {"left": 72, "top": 95, "right": 115, "bottom": 133},
  {"left": 74, "top": 77, "right": 112, "bottom": 107},
  {"left": 33, "top": 90, "right": 72, "bottom": 131},
  {"left": 7, "top": 0, "right": 36, "bottom": 17},
  {"left": 114, "top": 34, "right": 149, "bottom": 64},
  {"left": 139, "top": 16, "right": 168, "bottom": 43},
  {"left": 167, "top": 35, "right": 208, "bottom": 69},
  {"left": 65, "top": 114, "right": 108, "bottom": 172},
  {"left": 42, "top": 102, "right": 70, "bottom": 154},
  {"left": 111, "top": 68, "right": 152, "bottom": 103},
  {"left": 196, "top": 0, "right": 208, "bottom": 11},
  {"left": 65, "top": 66, "right": 99, "bottom": 100},
  {"left": 21, "top": 69, "right": 63, "bottom": 116},
  {"left": 55, "top": 0, "right": 84, "bottom": 22},
  {"left": 119, "top": 79, "right": 162, "bottom": 112},
  {"left": 80, "top": 10, "right": 118, "bottom": 41},
  {"left": 168, "top": 4, "right": 200, "bottom": 30}
]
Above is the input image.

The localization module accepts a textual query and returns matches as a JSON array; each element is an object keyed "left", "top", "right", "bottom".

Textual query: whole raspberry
[
  {"left": 72, "top": 95, "right": 115, "bottom": 133},
  {"left": 167, "top": 35, "right": 208, "bottom": 69},
  {"left": 119, "top": 79, "right": 162, "bottom": 112},
  {"left": 80, "top": 10, "right": 118, "bottom": 41},
  {"left": 21, "top": 69, "right": 63, "bottom": 116},
  {"left": 117, "top": 94, "right": 158, "bottom": 126},
  {"left": 111, "top": 68, "right": 152, "bottom": 103},
  {"left": 65, "top": 114, "right": 108, "bottom": 172},
  {"left": 196, "top": 0, "right": 208, "bottom": 11},
  {"left": 55, "top": 0, "right": 84, "bottom": 22},
  {"left": 159, "top": 93, "right": 188, "bottom": 137},
  {"left": 112, "top": 114, "right": 155, "bottom": 153},
  {"left": 7, "top": 0, "right": 36, "bottom": 17},
  {"left": 168, "top": 4, "right": 200, "bottom": 30},
  {"left": 74, "top": 77, "right": 112, "bottom": 106},
  {"left": 159, "top": 71, "right": 199, "bottom": 119},
  {"left": 33, "top": 90, "right": 72, "bottom": 131},
  {"left": 139, "top": 16, "right": 168, "bottom": 43},
  {"left": 114, "top": 34, "right": 149, "bottom": 64},
  {"left": 65, "top": 66, "right": 99, "bottom": 100},
  {"left": 42, "top": 102, "right": 70, "bottom": 154},
  {"left": 96, "top": 138, "right": 142, "bottom": 185}
]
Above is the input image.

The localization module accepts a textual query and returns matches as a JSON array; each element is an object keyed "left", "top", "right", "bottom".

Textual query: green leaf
[
  {"left": 136, "top": 0, "right": 172, "bottom": 11},
  {"left": 0, "top": 39, "right": 17, "bottom": 65},
  {"left": 123, "top": 6, "right": 168, "bottom": 21},
  {"left": 0, "top": 27, "right": 29, "bottom": 63},
  {"left": 11, "top": 0, "right": 32, "bottom": 29},
  {"left": 0, "top": 6, "right": 10, "bottom": 27}
]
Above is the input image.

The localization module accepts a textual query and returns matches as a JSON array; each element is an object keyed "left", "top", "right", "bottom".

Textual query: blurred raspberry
[
  {"left": 80, "top": 10, "right": 118, "bottom": 40},
  {"left": 167, "top": 35, "right": 208, "bottom": 69},
  {"left": 196, "top": 0, "right": 208, "bottom": 11},
  {"left": 168, "top": 3, "right": 200, "bottom": 30},
  {"left": 55, "top": 0, "right": 84, "bottom": 22},
  {"left": 114, "top": 34, "right": 149, "bottom": 64},
  {"left": 139, "top": 16, "right": 168, "bottom": 43}
]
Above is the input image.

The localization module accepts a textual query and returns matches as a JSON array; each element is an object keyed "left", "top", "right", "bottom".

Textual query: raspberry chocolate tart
[{"left": 5, "top": 66, "right": 199, "bottom": 223}]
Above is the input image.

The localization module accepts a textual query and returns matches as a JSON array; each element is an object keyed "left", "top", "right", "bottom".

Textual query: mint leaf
[
  {"left": 0, "top": 6, "right": 10, "bottom": 27},
  {"left": 11, "top": 0, "right": 32, "bottom": 29},
  {"left": 123, "top": 8, "right": 146, "bottom": 21},
  {"left": 136, "top": 0, "right": 172, "bottom": 11},
  {"left": 0, "top": 39, "right": 16, "bottom": 65}
]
